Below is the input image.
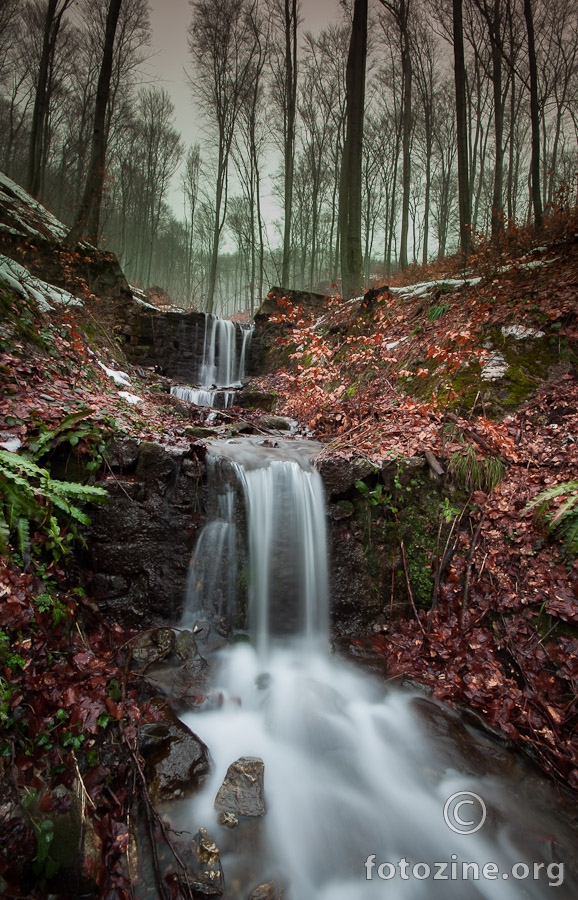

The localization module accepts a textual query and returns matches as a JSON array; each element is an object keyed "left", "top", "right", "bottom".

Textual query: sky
[{"left": 146, "top": 0, "right": 343, "bottom": 223}]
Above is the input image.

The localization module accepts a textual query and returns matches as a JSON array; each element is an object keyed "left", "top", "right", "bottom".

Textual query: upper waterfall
[{"left": 171, "top": 313, "right": 252, "bottom": 408}]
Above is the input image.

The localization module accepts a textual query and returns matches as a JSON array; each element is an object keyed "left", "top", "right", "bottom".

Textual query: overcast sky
[{"left": 146, "top": 0, "right": 343, "bottom": 220}]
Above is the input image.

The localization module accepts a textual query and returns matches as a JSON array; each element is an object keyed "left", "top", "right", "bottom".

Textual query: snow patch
[
  {"left": 118, "top": 391, "right": 142, "bottom": 405},
  {"left": 0, "top": 435, "right": 22, "bottom": 452},
  {"left": 98, "top": 361, "right": 132, "bottom": 386},
  {"left": 481, "top": 351, "right": 509, "bottom": 380},
  {"left": 0, "top": 171, "right": 68, "bottom": 241},
  {"left": 0, "top": 255, "right": 83, "bottom": 310},
  {"left": 502, "top": 325, "right": 545, "bottom": 340}
]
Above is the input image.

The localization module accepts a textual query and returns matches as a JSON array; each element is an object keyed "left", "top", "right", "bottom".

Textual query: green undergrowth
[{"left": 354, "top": 460, "right": 467, "bottom": 612}]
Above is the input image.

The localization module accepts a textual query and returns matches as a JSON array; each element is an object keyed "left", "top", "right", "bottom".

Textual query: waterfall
[
  {"left": 178, "top": 438, "right": 575, "bottom": 900},
  {"left": 182, "top": 437, "right": 326, "bottom": 652},
  {"left": 171, "top": 314, "right": 253, "bottom": 409}
]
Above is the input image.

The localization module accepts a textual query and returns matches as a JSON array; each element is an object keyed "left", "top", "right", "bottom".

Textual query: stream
[{"left": 168, "top": 435, "right": 578, "bottom": 899}]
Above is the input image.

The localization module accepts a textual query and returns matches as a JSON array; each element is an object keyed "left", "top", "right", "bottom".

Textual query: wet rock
[
  {"left": 328, "top": 500, "right": 354, "bottom": 520},
  {"left": 140, "top": 708, "right": 210, "bottom": 802},
  {"left": 84, "top": 440, "right": 205, "bottom": 625},
  {"left": 248, "top": 881, "right": 284, "bottom": 900},
  {"left": 227, "top": 419, "right": 256, "bottom": 436},
  {"left": 214, "top": 758, "right": 265, "bottom": 818},
  {"left": 106, "top": 436, "right": 140, "bottom": 470},
  {"left": 189, "top": 828, "right": 224, "bottom": 897},
  {"left": 317, "top": 456, "right": 376, "bottom": 499},
  {"left": 174, "top": 629, "right": 197, "bottom": 663},
  {"left": 185, "top": 425, "right": 221, "bottom": 438},
  {"left": 332, "top": 636, "right": 389, "bottom": 679},
  {"left": 237, "top": 389, "right": 277, "bottom": 411},
  {"left": 257, "top": 415, "right": 292, "bottom": 431},
  {"left": 218, "top": 811, "right": 239, "bottom": 829},
  {"left": 132, "top": 627, "right": 175, "bottom": 667},
  {"left": 141, "top": 654, "right": 210, "bottom": 707}
]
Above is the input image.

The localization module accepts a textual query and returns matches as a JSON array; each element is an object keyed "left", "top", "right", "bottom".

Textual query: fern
[
  {"left": 0, "top": 448, "right": 108, "bottom": 562},
  {"left": 523, "top": 481, "right": 578, "bottom": 555}
]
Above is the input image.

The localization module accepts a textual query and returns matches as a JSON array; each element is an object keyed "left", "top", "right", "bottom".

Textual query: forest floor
[{"left": 1, "top": 221, "right": 578, "bottom": 896}]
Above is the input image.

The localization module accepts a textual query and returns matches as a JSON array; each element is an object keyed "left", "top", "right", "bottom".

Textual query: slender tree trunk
[
  {"left": 281, "top": 0, "right": 298, "bottom": 286},
  {"left": 27, "top": 0, "right": 67, "bottom": 198},
  {"left": 453, "top": 0, "right": 471, "bottom": 256},
  {"left": 399, "top": 2, "right": 412, "bottom": 270},
  {"left": 66, "top": 0, "right": 123, "bottom": 245},
  {"left": 339, "top": 0, "right": 368, "bottom": 299},
  {"left": 524, "top": 0, "right": 543, "bottom": 227}
]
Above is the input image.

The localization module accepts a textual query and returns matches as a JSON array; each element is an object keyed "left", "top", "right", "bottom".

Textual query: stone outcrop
[
  {"left": 84, "top": 438, "right": 206, "bottom": 625},
  {"left": 249, "top": 287, "right": 328, "bottom": 375}
]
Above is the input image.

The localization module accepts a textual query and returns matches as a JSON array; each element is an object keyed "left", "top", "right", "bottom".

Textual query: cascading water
[
  {"left": 178, "top": 438, "right": 577, "bottom": 899},
  {"left": 171, "top": 314, "right": 252, "bottom": 409}
]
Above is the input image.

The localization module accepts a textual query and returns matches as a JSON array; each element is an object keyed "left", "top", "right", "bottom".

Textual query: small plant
[
  {"left": 448, "top": 445, "right": 505, "bottom": 493},
  {"left": 355, "top": 479, "right": 397, "bottom": 512},
  {"left": 523, "top": 480, "right": 578, "bottom": 556},
  {"left": 427, "top": 302, "right": 450, "bottom": 322},
  {"left": 0, "top": 449, "right": 108, "bottom": 563}
]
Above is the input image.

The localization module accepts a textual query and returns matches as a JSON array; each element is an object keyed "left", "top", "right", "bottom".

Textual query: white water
[
  {"left": 171, "top": 314, "right": 253, "bottom": 409},
  {"left": 179, "top": 439, "right": 576, "bottom": 899}
]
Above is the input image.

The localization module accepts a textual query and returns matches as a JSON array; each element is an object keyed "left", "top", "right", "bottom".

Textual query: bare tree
[
  {"left": 182, "top": 143, "right": 202, "bottom": 301},
  {"left": 378, "top": 0, "right": 413, "bottom": 269},
  {"left": 267, "top": 0, "right": 300, "bottom": 287},
  {"left": 26, "top": 0, "right": 75, "bottom": 198},
  {"left": 66, "top": 0, "right": 123, "bottom": 245},
  {"left": 339, "top": 0, "right": 368, "bottom": 298},
  {"left": 188, "top": 0, "right": 258, "bottom": 314}
]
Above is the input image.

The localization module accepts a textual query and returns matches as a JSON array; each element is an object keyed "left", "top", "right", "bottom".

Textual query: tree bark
[
  {"left": 281, "top": 0, "right": 298, "bottom": 286},
  {"left": 27, "top": 0, "right": 72, "bottom": 199},
  {"left": 453, "top": 0, "right": 471, "bottom": 256},
  {"left": 339, "top": 0, "right": 368, "bottom": 299},
  {"left": 524, "top": 0, "right": 543, "bottom": 228},
  {"left": 66, "top": 0, "right": 123, "bottom": 245}
]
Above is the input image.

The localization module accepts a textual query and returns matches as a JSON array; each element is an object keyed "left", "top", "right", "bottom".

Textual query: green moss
[{"left": 402, "top": 327, "right": 575, "bottom": 417}]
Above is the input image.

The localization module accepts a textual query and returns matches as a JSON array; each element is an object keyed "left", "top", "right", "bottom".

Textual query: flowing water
[
  {"left": 171, "top": 314, "right": 252, "bottom": 408},
  {"left": 179, "top": 438, "right": 577, "bottom": 899}
]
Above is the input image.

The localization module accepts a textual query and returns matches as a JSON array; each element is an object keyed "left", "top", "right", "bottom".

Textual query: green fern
[
  {"left": 0, "top": 448, "right": 108, "bottom": 562},
  {"left": 523, "top": 480, "right": 578, "bottom": 555}
]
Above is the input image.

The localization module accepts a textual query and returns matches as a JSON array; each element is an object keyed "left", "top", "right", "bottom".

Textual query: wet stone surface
[{"left": 214, "top": 757, "right": 266, "bottom": 818}]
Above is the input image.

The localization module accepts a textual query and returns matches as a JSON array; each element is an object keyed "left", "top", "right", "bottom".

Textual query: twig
[
  {"left": 400, "top": 540, "right": 427, "bottom": 639},
  {"left": 460, "top": 514, "right": 486, "bottom": 628}
]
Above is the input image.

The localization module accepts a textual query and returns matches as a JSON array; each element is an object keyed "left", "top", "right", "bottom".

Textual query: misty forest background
[{"left": 1, "top": 0, "right": 577, "bottom": 317}]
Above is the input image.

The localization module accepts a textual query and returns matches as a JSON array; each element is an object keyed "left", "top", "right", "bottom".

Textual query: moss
[
  {"left": 353, "top": 465, "right": 464, "bottom": 612},
  {"left": 403, "top": 327, "right": 575, "bottom": 417}
]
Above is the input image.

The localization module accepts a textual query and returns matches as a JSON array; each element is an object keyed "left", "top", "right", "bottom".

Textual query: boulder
[
  {"left": 214, "top": 758, "right": 265, "bottom": 818},
  {"left": 139, "top": 708, "right": 210, "bottom": 802}
]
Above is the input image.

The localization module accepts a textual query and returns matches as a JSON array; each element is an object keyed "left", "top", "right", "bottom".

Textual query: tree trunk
[
  {"left": 339, "top": 0, "right": 368, "bottom": 299},
  {"left": 27, "top": 0, "right": 68, "bottom": 198},
  {"left": 399, "top": 1, "right": 412, "bottom": 270},
  {"left": 281, "top": 0, "right": 298, "bottom": 286},
  {"left": 453, "top": 0, "right": 471, "bottom": 256},
  {"left": 66, "top": 0, "right": 123, "bottom": 245},
  {"left": 524, "top": 0, "right": 543, "bottom": 227}
]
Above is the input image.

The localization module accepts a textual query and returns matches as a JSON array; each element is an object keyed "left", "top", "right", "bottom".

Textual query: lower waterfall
[{"left": 178, "top": 438, "right": 575, "bottom": 899}]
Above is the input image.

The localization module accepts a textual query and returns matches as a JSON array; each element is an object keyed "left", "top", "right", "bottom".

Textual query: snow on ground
[
  {"left": 0, "top": 171, "right": 69, "bottom": 242},
  {"left": 0, "top": 254, "right": 83, "bottom": 310},
  {"left": 97, "top": 361, "right": 132, "bottom": 386}
]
